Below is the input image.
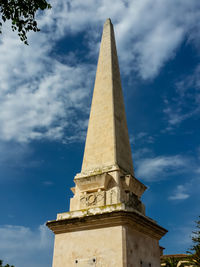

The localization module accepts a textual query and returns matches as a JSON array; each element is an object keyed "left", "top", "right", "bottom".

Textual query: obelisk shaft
[{"left": 81, "top": 19, "right": 134, "bottom": 176}]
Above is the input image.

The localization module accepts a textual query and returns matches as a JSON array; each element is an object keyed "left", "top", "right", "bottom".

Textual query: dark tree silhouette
[
  {"left": 0, "top": 0, "right": 51, "bottom": 44},
  {"left": 0, "top": 259, "right": 14, "bottom": 267},
  {"left": 186, "top": 216, "right": 200, "bottom": 266}
]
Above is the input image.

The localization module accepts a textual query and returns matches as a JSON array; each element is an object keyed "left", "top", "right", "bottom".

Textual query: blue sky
[{"left": 0, "top": 0, "right": 200, "bottom": 266}]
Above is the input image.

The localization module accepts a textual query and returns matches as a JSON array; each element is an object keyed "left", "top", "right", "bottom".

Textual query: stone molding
[
  {"left": 75, "top": 173, "right": 112, "bottom": 192},
  {"left": 47, "top": 208, "right": 167, "bottom": 240}
]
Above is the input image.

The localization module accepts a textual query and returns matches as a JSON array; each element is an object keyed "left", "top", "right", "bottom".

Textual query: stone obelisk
[{"left": 47, "top": 19, "right": 167, "bottom": 267}]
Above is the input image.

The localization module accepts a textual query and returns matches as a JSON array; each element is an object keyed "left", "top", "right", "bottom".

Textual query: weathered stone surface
[
  {"left": 81, "top": 18, "right": 134, "bottom": 176},
  {"left": 70, "top": 169, "right": 146, "bottom": 213},
  {"left": 47, "top": 208, "right": 167, "bottom": 267},
  {"left": 69, "top": 19, "right": 147, "bottom": 212}
]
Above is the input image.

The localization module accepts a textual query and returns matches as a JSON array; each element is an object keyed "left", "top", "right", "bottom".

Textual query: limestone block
[
  {"left": 74, "top": 173, "right": 112, "bottom": 192},
  {"left": 47, "top": 208, "right": 167, "bottom": 267},
  {"left": 121, "top": 174, "right": 147, "bottom": 197}
]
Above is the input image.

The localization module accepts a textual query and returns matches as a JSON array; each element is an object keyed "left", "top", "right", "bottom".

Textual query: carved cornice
[{"left": 46, "top": 210, "right": 167, "bottom": 240}]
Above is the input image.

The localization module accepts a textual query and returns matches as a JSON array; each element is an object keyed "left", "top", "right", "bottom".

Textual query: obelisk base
[{"left": 47, "top": 205, "right": 167, "bottom": 267}]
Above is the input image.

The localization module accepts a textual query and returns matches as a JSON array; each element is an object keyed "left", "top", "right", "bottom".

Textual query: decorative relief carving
[
  {"left": 80, "top": 191, "right": 105, "bottom": 208},
  {"left": 88, "top": 194, "right": 96, "bottom": 205}
]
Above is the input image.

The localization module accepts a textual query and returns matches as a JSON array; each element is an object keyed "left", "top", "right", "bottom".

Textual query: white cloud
[
  {"left": 0, "top": 224, "right": 53, "bottom": 267},
  {"left": 135, "top": 155, "right": 188, "bottom": 181},
  {"left": 130, "top": 132, "right": 155, "bottom": 146},
  {"left": 163, "top": 64, "right": 200, "bottom": 128},
  {"left": 0, "top": 0, "right": 200, "bottom": 143},
  {"left": 59, "top": 0, "right": 200, "bottom": 79},
  {"left": 0, "top": 53, "right": 92, "bottom": 142},
  {"left": 0, "top": 3, "right": 94, "bottom": 143},
  {"left": 133, "top": 147, "right": 153, "bottom": 161},
  {"left": 114, "top": 0, "right": 200, "bottom": 78},
  {"left": 169, "top": 185, "right": 190, "bottom": 200}
]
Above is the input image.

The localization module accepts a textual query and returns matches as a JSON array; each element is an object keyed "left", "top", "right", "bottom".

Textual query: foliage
[
  {"left": 187, "top": 246, "right": 200, "bottom": 266},
  {"left": 186, "top": 216, "right": 200, "bottom": 266},
  {"left": 162, "top": 217, "right": 200, "bottom": 267},
  {"left": 163, "top": 257, "right": 180, "bottom": 267},
  {"left": 191, "top": 217, "right": 200, "bottom": 248},
  {"left": 0, "top": 259, "right": 14, "bottom": 267},
  {"left": 0, "top": 0, "right": 51, "bottom": 44},
  {"left": 162, "top": 256, "right": 188, "bottom": 267},
  {"left": 187, "top": 245, "right": 200, "bottom": 266}
]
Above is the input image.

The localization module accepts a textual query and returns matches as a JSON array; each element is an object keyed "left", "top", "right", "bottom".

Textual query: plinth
[{"left": 47, "top": 204, "right": 167, "bottom": 267}]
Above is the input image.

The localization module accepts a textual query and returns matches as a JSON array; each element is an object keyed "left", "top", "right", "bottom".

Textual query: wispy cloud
[
  {"left": 0, "top": 224, "right": 53, "bottom": 267},
  {"left": 43, "top": 181, "right": 54, "bottom": 186},
  {"left": 133, "top": 147, "right": 153, "bottom": 161},
  {"left": 163, "top": 64, "right": 200, "bottom": 129},
  {"left": 0, "top": 2, "right": 94, "bottom": 143},
  {"left": 135, "top": 155, "right": 188, "bottom": 181},
  {"left": 0, "top": 58, "right": 93, "bottom": 142},
  {"left": 169, "top": 185, "right": 190, "bottom": 200},
  {"left": 130, "top": 132, "right": 155, "bottom": 145}
]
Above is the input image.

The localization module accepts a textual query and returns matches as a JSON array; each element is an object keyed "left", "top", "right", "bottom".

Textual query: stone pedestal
[{"left": 47, "top": 205, "right": 167, "bottom": 267}]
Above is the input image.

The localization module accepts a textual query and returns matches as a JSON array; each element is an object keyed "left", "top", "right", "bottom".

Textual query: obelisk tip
[{"left": 104, "top": 18, "right": 112, "bottom": 26}]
